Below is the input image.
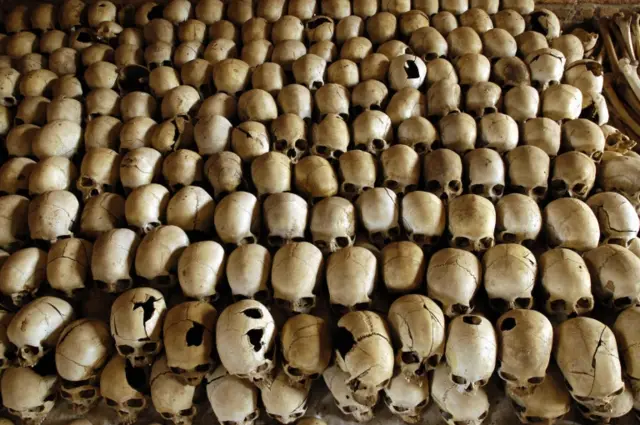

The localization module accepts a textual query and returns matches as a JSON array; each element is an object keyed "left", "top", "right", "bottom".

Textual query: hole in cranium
[
  {"left": 307, "top": 16, "right": 331, "bottom": 29},
  {"left": 550, "top": 299, "right": 567, "bottom": 312},
  {"left": 242, "top": 308, "right": 263, "bottom": 319},
  {"left": 186, "top": 322, "right": 205, "bottom": 347},
  {"left": 514, "top": 297, "right": 532, "bottom": 309},
  {"left": 404, "top": 60, "right": 420, "bottom": 79},
  {"left": 119, "top": 66, "right": 150, "bottom": 92},
  {"left": 452, "top": 374, "right": 467, "bottom": 385},
  {"left": 470, "top": 184, "right": 485, "bottom": 195},
  {"left": 372, "top": 139, "right": 386, "bottom": 150},
  {"left": 462, "top": 315, "right": 481, "bottom": 325},
  {"left": 453, "top": 237, "right": 469, "bottom": 248},
  {"left": 133, "top": 296, "right": 161, "bottom": 327},
  {"left": 528, "top": 376, "right": 544, "bottom": 385},
  {"left": 335, "top": 327, "right": 356, "bottom": 359},
  {"left": 126, "top": 398, "right": 144, "bottom": 408},
  {"left": 79, "top": 389, "right": 97, "bottom": 399},
  {"left": 401, "top": 351, "right": 420, "bottom": 364},
  {"left": 501, "top": 317, "right": 516, "bottom": 331},
  {"left": 336, "top": 237, "right": 350, "bottom": 248},
  {"left": 118, "top": 345, "right": 135, "bottom": 355},
  {"left": 614, "top": 296, "right": 633, "bottom": 309},
  {"left": 124, "top": 361, "right": 148, "bottom": 392},
  {"left": 247, "top": 328, "right": 265, "bottom": 351}
]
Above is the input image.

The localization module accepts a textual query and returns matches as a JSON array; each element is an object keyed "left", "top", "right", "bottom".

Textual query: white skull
[
  {"left": 455, "top": 53, "right": 491, "bottom": 90},
  {"left": 561, "top": 118, "right": 605, "bottom": 162},
  {"left": 495, "top": 194, "right": 542, "bottom": 246},
  {"left": 226, "top": 244, "right": 271, "bottom": 302},
  {"left": 445, "top": 314, "right": 497, "bottom": 393},
  {"left": 150, "top": 356, "right": 197, "bottom": 425},
  {"left": 388, "top": 54, "right": 426, "bottom": 91},
  {"left": 263, "top": 193, "right": 308, "bottom": 247},
  {"left": 323, "top": 364, "right": 374, "bottom": 422},
  {"left": 380, "top": 145, "right": 420, "bottom": 195},
  {"left": 427, "top": 248, "right": 482, "bottom": 317},
  {"left": 550, "top": 152, "right": 596, "bottom": 200},
  {"left": 311, "top": 114, "right": 349, "bottom": 160},
  {"left": 584, "top": 244, "right": 640, "bottom": 310},
  {"left": 614, "top": 306, "right": 640, "bottom": 389},
  {"left": 326, "top": 246, "right": 376, "bottom": 313},
  {"left": 423, "top": 149, "right": 463, "bottom": 202},
  {"left": 334, "top": 311, "right": 394, "bottom": 406},
  {"left": 125, "top": 183, "right": 170, "bottom": 234},
  {"left": 447, "top": 194, "right": 496, "bottom": 253},
  {"left": 177, "top": 241, "right": 225, "bottom": 301},
  {"left": 206, "top": 365, "right": 260, "bottom": 425},
  {"left": 214, "top": 191, "right": 261, "bottom": 247},
  {"left": 310, "top": 196, "right": 356, "bottom": 253},
  {"left": 516, "top": 31, "right": 549, "bottom": 58},
  {"left": 483, "top": 244, "right": 537, "bottom": 311},
  {"left": 56, "top": 319, "right": 113, "bottom": 413},
  {"left": 110, "top": 287, "right": 167, "bottom": 367},
  {"left": 506, "top": 146, "right": 550, "bottom": 203},
  {"left": 204, "top": 152, "right": 244, "bottom": 200},
  {"left": 477, "top": 112, "right": 519, "bottom": 153},
  {"left": 0, "top": 247, "right": 46, "bottom": 306},
  {"left": 356, "top": 187, "right": 401, "bottom": 247},
  {"left": 401, "top": 191, "right": 445, "bottom": 250},
  {"left": 381, "top": 242, "right": 425, "bottom": 294},
  {"left": 526, "top": 48, "right": 566, "bottom": 91},
  {"left": 100, "top": 355, "right": 149, "bottom": 425},
  {"left": 119, "top": 148, "right": 163, "bottom": 193},
  {"left": 270, "top": 113, "right": 308, "bottom": 163},
  {"left": 163, "top": 301, "right": 216, "bottom": 387},
  {"left": 543, "top": 198, "right": 600, "bottom": 252},
  {"left": 281, "top": 314, "right": 331, "bottom": 386},
  {"left": 216, "top": 300, "right": 276, "bottom": 387},
  {"left": 542, "top": 84, "right": 583, "bottom": 122},
  {"left": 564, "top": 59, "right": 603, "bottom": 94},
  {"left": 337, "top": 150, "right": 377, "bottom": 200},
  {"left": 464, "top": 148, "right": 505, "bottom": 203},
  {"left": 77, "top": 148, "right": 121, "bottom": 201},
  {"left": 271, "top": 242, "right": 323, "bottom": 313},
  {"left": 46, "top": 238, "right": 92, "bottom": 298},
  {"left": 294, "top": 155, "right": 339, "bottom": 202},
  {"left": 522, "top": 117, "right": 561, "bottom": 157},
  {"left": 447, "top": 27, "right": 482, "bottom": 59},
  {"left": 353, "top": 110, "right": 394, "bottom": 156},
  {"left": 587, "top": 192, "right": 639, "bottom": 247},
  {"left": 2, "top": 366, "right": 58, "bottom": 425},
  {"left": 28, "top": 190, "right": 80, "bottom": 245},
  {"left": 397, "top": 116, "right": 439, "bottom": 155},
  {"left": 539, "top": 248, "right": 594, "bottom": 317},
  {"left": 135, "top": 225, "right": 190, "bottom": 289},
  {"left": 496, "top": 309, "right": 553, "bottom": 390},
  {"left": 92, "top": 228, "right": 140, "bottom": 293},
  {"left": 504, "top": 85, "right": 540, "bottom": 123},
  {"left": 382, "top": 372, "right": 430, "bottom": 424},
  {"left": 432, "top": 363, "right": 489, "bottom": 425},
  {"left": 465, "top": 81, "right": 502, "bottom": 118}
]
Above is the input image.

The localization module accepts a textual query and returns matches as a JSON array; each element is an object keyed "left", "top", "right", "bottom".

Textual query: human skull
[
  {"left": 431, "top": 11, "right": 458, "bottom": 36},
  {"left": 226, "top": 244, "right": 271, "bottom": 302},
  {"left": 28, "top": 190, "right": 80, "bottom": 245},
  {"left": 270, "top": 114, "right": 308, "bottom": 163},
  {"left": 311, "top": 114, "right": 349, "bottom": 160},
  {"left": 359, "top": 53, "right": 390, "bottom": 82},
  {"left": 323, "top": 364, "right": 374, "bottom": 422},
  {"left": 383, "top": 373, "right": 430, "bottom": 424},
  {"left": 177, "top": 241, "right": 225, "bottom": 302},
  {"left": 506, "top": 146, "right": 550, "bottom": 203},
  {"left": 522, "top": 117, "right": 561, "bottom": 156},
  {"left": 135, "top": 225, "right": 190, "bottom": 289},
  {"left": 326, "top": 246, "right": 377, "bottom": 313},
  {"left": 0, "top": 247, "right": 47, "bottom": 306},
  {"left": 0, "top": 68, "right": 20, "bottom": 108},
  {"left": 310, "top": 196, "right": 356, "bottom": 253},
  {"left": 100, "top": 355, "right": 149, "bottom": 424},
  {"left": 2, "top": 365, "right": 58, "bottom": 425},
  {"left": 426, "top": 58, "right": 458, "bottom": 87},
  {"left": 539, "top": 248, "right": 594, "bottom": 317},
  {"left": 447, "top": 194, "right": 496, "bottom": 253},
  {"left": 445, "top": 314, "right": 497, "bottom": 393},
  {"left": 543, "top": 198, "right": 600, "bottom": 252},
  {"left": 85, "top": 89, "right": 121, "bottom": 120},
  {"left": 27, "top": 157, "right": 77, "bottom": 197},
  {"left": 380, "top": 145, "right": 420, "bottom": 195},
  {"left": 496, "top": 309, "right": 553, "bottom": 390},
  {"left": 204, "top": 152, "right": 244, "bottom": 201},
  {"left": 0, "top": 194, "right": 29, "bottom": 252},
  {"left": 396, "top": 117, "right": 439, "bottom": 155},
  {"left": 439, "top": 112, "right": 477, "bottom": 155},
  {"left": 162, "top": 149, "right": 204, "bottom": 192},
  {"left": 336, "top": 150, "right": 377, "bottom": 200},
  {"left": 495, "top": 194, "right": 542, "bottom": 246},
  {"left": 77, "top": 148, "right": 121, "bottom": 201},
  {"left": 92, "top": 229, "right": 140, "bottom": 293},
  {"left": 198, "top": 93, "right": 237, "bottom": 122},
  {"left": 15, "top": 96, "right": 49, "bottom": 126},
  {"left": 294, "top": 155, "right": 339, "bottom": 202},
  {"left": 464, "top": 148, "right": 505, "bottom": 203},
  {"left": 492, "top": 57, "right": 531, "bottom": 89},
  {"left": 564, "top": 60, "right": 604, "bottom": 95},
  {"left": 334, "top": 311, "right": 394, "bottom": 406},
  {"left": 56, "top": 319, "right": 113, "bottom": 413},
  {"left": 576, "top": 383, "right": 634, "bottom": 423},
  {"left": 477, "top": 112, "right": 519, "bottom": 152},
  {"left": 561, "top": 118, "right": 605, "bottom": 162},
  {"left": 118, "top": 118, "right": 157, "bottom": 153},
  {"left": 150, "top": 356, "right": 197, "bottom": 425},
  {"left": 381, "top": 242, "right": 425, "bottom": 294},
  {"left": 351, "top": 80, "right": 389, "bottom": 115},
  {"left": 32, "top": 120, "right": 82, "bottom": 160},
  {"left": 353, "top": 110, "right": 394, "bottom": 156},
  {"left": 504, "top": 85, "right": 539, "bottom": 123},
  {"left": 614, "top": 306, "right": 640, "bottom": 389},
  {"left": 465, "top": 82, "right": 502, "bottom": 119},
  {"left": 542, "top": 84, "right": 583, "bottom": 122},
  {"left": 0, "top": 310, "right": 15, "bottom": 370},
  {"left": 214, "top": 191, "right": 260, "bottom": 247},
  {"left": 231, "top": 121, "right": 270, "bottom": 164},
  {"left": 263, "top": 193, "right": 307, "bottom": 247},
  {"left": 483, "top": 244, "right": 537, "bottom": 311},
  {"left": 432, "top": 363, "right": 489, "bottom": 425},
  {"left": 526, "top": 48, "right": 566, "bottom": 91},
  {"left": 281, "top": 314, "right": 331, "bottom": 385},
  {"left": 356, "top": 187, "right": 400, "bottom": 247},
  {"left": 427, "top": 80, "right": 461, "bottom": 120},
  {"left": 216, "top": 300, "right": 276, "bottom": 386},
  {"left": 206, "top": 365, "right": 260, "bottom": 425},
  {"left": 447, "top": 27, "right": 483, "bottom": 59},
  {"left": 167, "top": 186, "right": 215, "bottom": 236},
  {"left": 516, "top": 31, "right": 549, "bottom": 57},
  {"left": 278, "top": 84, "right": 313, "bottom": 121},
  {"left": 46, "top": 238, "right": 92, "bottom": 298},
  {"left": 423, "top": 149, "right": 463, "bottom": 202},
  {"left": 554, "top": 317, "right": 624, "bottom": 410},
  {"left": 602, "top": 124, "right": 636, "bottom": 155},
  {"left": 119, "top": 148, "right": 163, "bottom": 194},
  {"left": 271, "top": 242, "right": 323, "bottom": 313},
  {"left": 385, "top": 88, "right": 426, "bottom": 126},
  {"left": 598, "top": 155, "right": 640, "bottom": 212},
  {"left": 125, "top": 183, "right": 170, "bottom": 234},
  {"left": 84, "top": 117, "right": 123, "bottom": 152},
  {"left": 584, "top": 244, "right": 640, "bottom": 310},
  {"left": 8, "top": 296, "right": 75, "bottom": 367},
  {"left": 482, "top": 28, "right": 517, "bottom": 61},
  {"left": 455, "top": 53, "right": 491, "bottom": 91},
  {"left": 587, "top": 192, "right": 639, "bottom": 247},
  {"left": 550, "top": 152, "right": 595, "bottom": 200}
]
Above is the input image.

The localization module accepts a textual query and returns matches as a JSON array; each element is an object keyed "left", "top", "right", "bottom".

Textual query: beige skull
[
  {"left": 400, "top": 190, "right": 444, "bottom": 250},
  {"left": 281, "top": 314, "right": 331, "bottom": 385},
  {"left": 271, "top": 242, "right": 323, "bottom": 313},
  {"left": 584, "top": 244, "right": 640, "bottom": 310},
  {"left": 91, "top": 228, "right": 140, "bottom": 293},
  {"left": 432, "top": 363, "right": 489, "bottom": 425},
  {"left": 550, "top": 151, "right": 596, "bottom": 200},
  {"left": 177, "top": 241, "right": 225, "bottom": 301},
  {"left": 495, "top": 194, "right": 542, "bottom": 246},
  {"left": 46, "top": 238, "right": 93, "bottom": 298},
  {"left": 310, "top": 196, "right": 356, "bottom": 253},
  {"left": 226, "top": 244, "right": 271, "bottom": 302},
  {"left": 382, "top": 372, "right": 430, "bottom": 424},
  {"left": 214, "top": 191, "right": 260, "bottom": 247},
  {"left": 206, "top": 365, "right": 260, "bottom": 425},
  {"left": 263, "top": 193, "right": 307, "bottom": 247},
  {"left": 506, "top": 146, "right": 550, "bottom": 203},
  {"left": 326, "top": 246, "right": 377, "bottom": 312},
  {"left": 447, "top": 194, "right": 496, "bottom": 253},
  {"left": 483, "top": 244, "right": 537, "bottom": 311},
  {"left": 150, "top": 356, "right": 197, "bottom": 425},
  {"left": 135, "top": 225, "right": 190, "bottom": 289},
  {"left": 2, "top": 366, "right": 58, "bottom": 425},
  {"left": 464, "top": 148, "right": 506, "bottom": 203},
  {"left": 543, "top": 198, "right": 600, "bottom": 252},
  {"left": 0, "top": 247, "right": 47, "bottom": 306},
  {"left": 100, "top": 355, "right": 149, "bottom": 424},
  {"left": 424, "top": 149, "right": 463, "bottom": 202}
]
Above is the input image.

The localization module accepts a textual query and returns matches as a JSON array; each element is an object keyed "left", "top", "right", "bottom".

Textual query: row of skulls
[{"left": 2, "top": 288, "right": 640, "bottom": 425}]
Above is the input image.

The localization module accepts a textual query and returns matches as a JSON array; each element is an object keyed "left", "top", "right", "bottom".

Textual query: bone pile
[{"left": 0, "top": 0, "right": 638, "bottom": 425}]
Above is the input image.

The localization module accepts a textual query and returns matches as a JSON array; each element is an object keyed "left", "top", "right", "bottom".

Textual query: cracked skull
[
  {"left": 150, "top": 355, "right": 197, "bottom": 425},
  {"left": 271, "top": 242, "right": 323, "bottom": 313},
  {"left": 483, "top": 244, "right": 537, "bottom": 312},
  {"left": 326, "top": 246, "right": 377, "bottom": 313},
  {"left": 206, "top": 365, "right": 260, "bottom": 425},
  {"left": 447, "top": 194, "right": 496, "bottom": 253},
  {"left": 281, "top": 314, "right": 331, "bottom": 386}
]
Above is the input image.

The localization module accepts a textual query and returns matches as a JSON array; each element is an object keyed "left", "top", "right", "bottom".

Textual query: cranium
[
  {"left": 584, "top": 244, "right": 640, "bottom": 310},
  {"left": 0, "top": 247, "right": 47, "bottom": 307},
  {"left": 506, "top": 146, "right": 550, "bottom": 203},
  {"left": 401, "top": 191, "right": 446, "bottom": 250},
  {"left": 447, "top": 194, "right": 496, "bottom": 253},
  {"left": 483, "top": 244, "right": 537, "bottom": 311},
  {"left": 382, "top": 372, "right": 430, "bottom": 424},
  {"left": 91, "top": 229, "right": 140, "bottom": 293},
  {"left": 326, "top": 246, "right": 377, "bottom": 313},
  {"left": 206, "top": 365, "right": 259, "bottom": 425},
  {"left": 432, "top": 363, "right": 489, "bottom": 425},
  {"left": 214, "top": 191, "right": 260, "bottom": 247},
  {"left": 280, "top": 314, "right": 331, "bottom": 385},
  {"left": 263, "top": 193, "right": 308, "bottom": 247},
  {"left": 464, "top": 148, "right": 505, "bottom": 203},
  {"left": 150, "top": 356, "right": 197, "bottom": 425},
  {"left": 177, "top": 241, "right": 225, "bottom": 302},
  {"left": 543, "top": 198, "right": 600, "bottom": 252},
  {"left": 100, "top": 355, "right": 150, "bottom": 424}
]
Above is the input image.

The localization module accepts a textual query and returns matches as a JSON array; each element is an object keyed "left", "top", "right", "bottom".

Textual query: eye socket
[
  {"left": 453, "top": 236, "right": 470, "bottom": 248},
  {"left": 118, "top": 345, "right": 135, "bottom": 355},
  {"left": 287, "top": 366, "right": 303, "bottom": 376},
  {"left": 161, "top": 412, "right": 173, "bottom": 419},
  {"left": 342, "top": 405, "right": 356, "bottom": 413},
  {"left": 180, "top": 407, "right": 195, "bottom": 416},
  {"left": 401, "top": 351, "right": 420, "bottom": 364},
  {"left": 105, "top": 398, "right": 118, "bottom": 406},
  {"left": 142, "top": 342, "right": 157, "bottom": 352},
  {"left": 417, "top": 399, "right": 428, "bottom": 407},
  {"left": 171, "top": 367, "right": 187, "bottom": 374},
  {"left": 195, "top": 363, "right": 211, "bottom": 373},
  {"left": 126, "top": 398, "right": 144, "bottom": 408},
  {"left": 528, "top": 376, "right": 544, "bottom": 385},
  {"left": 79, "top": 389, "right": 97, "bottom": 399},
  {"left": 498, "top": 370, "right": 518, "bottom": 382}
]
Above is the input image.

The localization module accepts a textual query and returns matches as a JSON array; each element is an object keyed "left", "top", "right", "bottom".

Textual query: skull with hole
[
  {"left": 383, "top": 372, "right": 430, "bottom": 424},
  {"left": 216, "top": 300, "right": 276, "bottom": 386},
  {"left": 100, "top": 355, "right": 149, "bottom": 424},
  {"left": 492, "top": 57, "right": 531, "bottom": 89},
  {"left": 270, "top": 114, "right": 308, "bottom": 164},
  {"left": 326, "top": 246, "right": 376, "bottom": 313},
  {"left": 2, "top": 365, "right": 58, "bottom": 425},
  {"left": 135, "top": 225, "right": 190, "bottom": 289},
  {"left": 527, "top": 8, "right": 560, "bottom": 40},
  {"left": 232, "top": 121, "right": 270, "bottom": 164},
  {"left": 351, "top": 80, "right": 389, "bottom": 115},
  {"left": 386, "top": 87, "right": 426, "bottom": 127},
  {"left": 8, "top": 296, "right": 75, "bottom": 367},
  {"left": 55, "top": 319, "right": 113, "bottom": 413},
  {"left": 388, "top": 294, "right": 445, "bottom": 383},
  {"left": 522, "top": 117, "right": 561, "bottom": 157},
  {"left": 563, "top": 60, "right": 603, "bottom": 95},
  {"left": 162, "top": 150, "right": 203, "bottom": 193},
  {"left": 387, "top": 54, "right": 426, "bottom": 91},
  {"left": 495, "top": 194, "right": 542, "bottom": 246},
  {"left": 28, "top": 157, "right": 78, "bottom": 197},
  {"left": 46, "top": 238, "right": 92, "bottom": 299},
  {"left": 465, "top": 82, "right": 502, "bottom": 119},
  {"left": 120, "top": 148, "right": 163, "bottom": 194},
  {"left": 504, "top": 85, "right": 540, "bottom": 123},
  {"left": 311, "top": 114, "right": 349, "bottom": 160},
  {"left": 263, "top": 193, "right": 307, "bottom": 247},
  {"left": 167, "top": 186, "right": 215, "bottom": 236},
  {"left": 424, "top": 149, "right": 463, "bottom": 202},
  {"left": 554, "top": 317, "right": 624, "bottom": 410},
  {"left": 353, "top": 110, "right": 394, "bottom": 156},
  {"left": 125, "top": 183, "right": 170, "bottom": 235},
  {"left": 401, "top": 191, "right": 445, "bottom": 250},
  {"left": 602, "top": 124, "right": 637, "bottom": 155},
  {"left": 539, "top": 247, "right": 594, "bottom": 317},
  {"left": 439, "top": 112, "right": 477, "bottom": 155},
  {"left": 496, "top": 309, "right": 553, "bottom": 391},
  {"left": 92, "top": 229, "right": 140, "bottom": 293},
  {"left": 561, "top": 118, "right": 605, "bottom": 163},
  {"left": 397, "top": 117, "right": 439, "bottom": 155},
  {"left": 584, "top": 244, "right": 640, "bottom": 310},
  {"left": 525, "top": 48, "right": 566, "bottom": 92},
  {"left": 110, "top": 287, "right": 167, "bottom": 367},
  {"left": 432, "top": 363, "right": 490, "bottom": 425},
  {"left": 0, "top": 247, "right": 47, "bottom": 306},
  {"left": 542, "top": 84, "right": 583, "bottom": 123},
  {"left": 356, "top": 188, "right": 401, "bottom": 247},
  {"left": 150, "top": 356, "right": 197, "bottom": 425},
  {"left": 0, "top": 195, "right": 29, "bottom": 252},
  {"left": 382, "top": 242, "right": 425, "bottom": 294},
  {"left": 214, "top": 191, "right": 260, "bottom": 247},
  {"left": 310, "top": 196, "right": 356, "bottom": 253},
  {"left": 278, "top": 84, "right": 313, "bottom": 122},
  {"left": 506, "top": 365, "right": 571, "bottom": 425},
  {"left": 271, "top": 242, "right": 323, "bottom": 313},
  {"left": 305, "top": 15, "right": 334, "bottom": 42},
  {"left": 427, "top": 80, "right": 461, "bottom": 120},
  {"left": 79, "top": 193, "right": 126, "bottom": 241},
  {"left": 587, "top": 192, "right": 639, "bottom": 247},
  {"left": 506, "top": 146, "right": 550, "bottom": 203},
  {"left": 483, "top": 244, "right": 537, "bottom": 312},
  {"left": 163, "top": 301, "right": 217, "bottom": 386},
  {"left": 380, "top": 145, "right": 420, "bottom": 195},
  {"left": 28, "top": 190, "right": 80, "bottom": 245},
  {"left": 177, "top": 241, "right": 225, "bottom": 302},
  {"left": 550, "top": 34, "right": 584, "bottom": 68},
  {"left": 477, "top": 112, "right": 519, "bottom": 153},
  {"left": 431, "top": 11, "right": 458, "bottom": 36},
  {"left": 226, "top": 244, "right": 271, "bottom": 303},
  {"left": 334, "top": 311, "right": 394, "bottom": 406},
  {"left": 445, "top": 314, "right": 497, "bottom": 393},
  {"left": 550, "top": 152, "right": 595, "bottom": 200},
  {"left": 206, "top": 365, "right": 260, "bottom": 425},
  {"left": 323, "top": 364, "right": 374, "bottom": 422},
  {"left": 337, "top": 150, "right": 377, "bottom": 200},
  {"left": 294, "top": 155, "right": 339, "bottom": 202},
  {"left": 543, "top": 198, "right": 600, "bottom": 252},
  {"left": 0, "top": 309, "right": 15, "bottom": 370},
  {"left": 77, "top": 148, "right": 121, "bottom": 201},
  {"left": 464, "top": 148, "right": 505, "bottom": 203},
  {"left": 281, "top": 314, "right": 331, "bottom": 386},
  {"left": 447, "top": 27, "right": 483, "bottom": 59},
  {"left": 448, "top": 194, "right": 496, "bottom": 253},
  {"left": 204, "top": 152, "right": 244, "bottom": 201}
]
